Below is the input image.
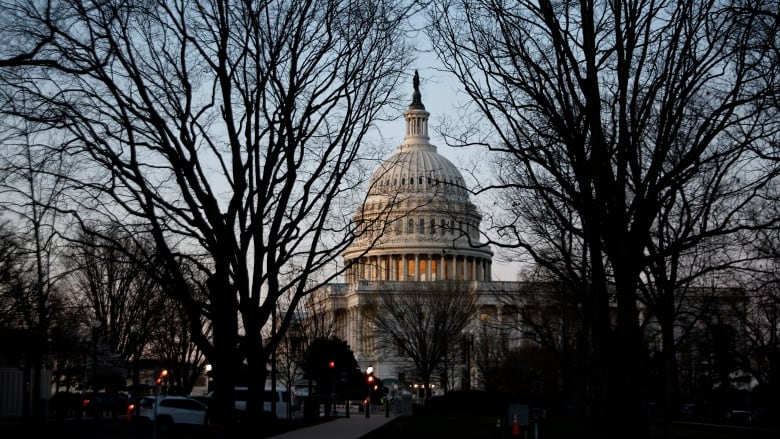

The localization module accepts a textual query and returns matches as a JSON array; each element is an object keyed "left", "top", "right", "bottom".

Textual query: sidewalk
[{"left": 268, "top": 413, "right": 397, "bottom": 439}]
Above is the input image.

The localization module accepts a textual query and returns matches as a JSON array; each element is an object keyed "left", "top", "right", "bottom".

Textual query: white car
[
  {"left": 214, "top": 387, "right": 300, "bottom": 420},
  {"left": 137, "top": 395, "right": 209, "bottom": 433}
]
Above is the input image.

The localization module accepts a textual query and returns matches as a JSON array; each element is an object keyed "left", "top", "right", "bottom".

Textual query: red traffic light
[
  {"left": 160, "top": 369, "right": 168, "bottom": 378},
  {"left": 367, "top": 375, "right": 374, "bottom": 384},
  {"left": 328, "top": 361, "right": 335, "bottom": 368}
]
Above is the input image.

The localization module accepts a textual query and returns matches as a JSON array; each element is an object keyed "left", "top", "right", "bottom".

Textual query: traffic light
[{"left": 328, "top": 361, "right": 335, "bottom": 369}]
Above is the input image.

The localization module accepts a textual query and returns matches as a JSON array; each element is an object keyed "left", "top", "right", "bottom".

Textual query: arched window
[
  {"left": 419, "top": 176, "right": 423, "bottom": 185},
  {"left": 440, "top": 219, "right": 446, "bottom": 236},
  {"left": 408, "top": 218, "right": 415, "bottom": 234},
  {"left": 419, "top": 218, "right": 425, "bottom": 234},
  {"left": 401, "top": 177, "right": 405, "bottom": 185},
  {"left": 430, "top": 218, "right": 436, "bottom": 235}
]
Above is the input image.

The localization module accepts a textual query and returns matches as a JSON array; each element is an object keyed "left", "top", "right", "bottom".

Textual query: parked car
[
  {"left": 208, "top": 387, "right": 299, "bottom": 420},
  {"left": 49, "top": 392, "right": 86, "bottom": 419},
  {"left": 725, "top": 407, "right": 752, "bottom": 425},
  {"left": 137, "top": 395, "right": 209, "bottom": 433},
  {"left": 83, "top": 392, "right": 130, "bottom": 419}
]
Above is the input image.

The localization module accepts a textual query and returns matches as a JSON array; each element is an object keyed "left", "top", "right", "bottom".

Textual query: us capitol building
[
  {"left": 298, "top": 73, "right": 750, "bottom": 403},
  {"left": 303, "top": 73, "right": 521, "bottom": 392}
]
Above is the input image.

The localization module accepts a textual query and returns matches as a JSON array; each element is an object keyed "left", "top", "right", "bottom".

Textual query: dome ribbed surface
[
  {"left": 342, "top": 72, "right": 492, "bottom": 270},
  {"left": 366, "top": 143, "right": 469, "bottom": 202}
]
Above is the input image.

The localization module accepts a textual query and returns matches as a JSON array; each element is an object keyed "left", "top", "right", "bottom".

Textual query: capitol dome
[{"left": 343, "top": 72, "right": 493, "bottom": 283}]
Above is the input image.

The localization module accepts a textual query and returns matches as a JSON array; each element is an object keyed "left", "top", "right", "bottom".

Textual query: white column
[
  {"left": 426, "top": 254, "right": 432, "bottom": 281},
  {"left": 414, "top": 254, "right": 420, "bottom": 281},
  {"left": 402, "top": 255, "right": 408, "bottom": 280}
]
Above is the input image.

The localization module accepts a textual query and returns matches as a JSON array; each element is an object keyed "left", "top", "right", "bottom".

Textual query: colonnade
[{"left": 346, "top": 253, "right": 492, "bottom": 283}]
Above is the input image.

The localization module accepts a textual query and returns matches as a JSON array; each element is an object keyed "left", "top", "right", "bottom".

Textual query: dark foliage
[{"left": 300, "top": 337, "right": 365, "bottom": 400}]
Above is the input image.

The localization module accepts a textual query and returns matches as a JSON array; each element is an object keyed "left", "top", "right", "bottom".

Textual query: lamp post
[
  {"left": 90, "top": 319, "right": 102, "bottom": 420},
  {"left": 463, "top": 332, "right": 474, "bottom": 391},
  {"left": 365, "top": 365, "right": 373, "bottom": 418},
  {"left": 129, "top": 325, "right": 141, "bottom": 396},
  {"left": 328, "top": 361, "right": 337, "bottom": 417}
]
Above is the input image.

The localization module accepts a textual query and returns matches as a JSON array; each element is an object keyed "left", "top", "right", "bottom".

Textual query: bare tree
[
  {"left": 429, "top": 0, "right": 780, "bottom": 432},
  {"left": 2, "top": 0, "right": 412, "bottom": 429},
  {"left": 488, "top": 277, "right": 584, "bottom": 402},
  {"left": 0, "top": 1, "right": 55, "bottom": 68},
  {"left": 471, "top": 317, "right": 509, "bottom": 393},
  {"left": 371, "top": 280, "right": 477, "bottom": 397},
  {"left": 0, "top": 113, "right": 73, "bottom": 421},
  {"left": 276, "top": 284, "right": 340, "bottom": 394},
  {"left": 0, "top": 222, "right": 25, "bottom": 328},
  {"left": 63, "top": 227, "right": 211, "bottom": 394},
  {"left": 65, "top": 229, "right": 163, "bottom": 354}
]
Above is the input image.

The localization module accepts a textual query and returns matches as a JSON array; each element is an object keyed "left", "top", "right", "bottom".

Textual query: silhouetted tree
[
  {"left": 300, "top": 337, "right": 363, "bottom": 418},
  {"left": 429, "top": 1, "right": 780, "bottom": 435},
  {"left": 372, "top": 280, "right": 477, "bottom": 398},
  {"left": 1, "top": 1, "right": 412, "bottom": 432}
]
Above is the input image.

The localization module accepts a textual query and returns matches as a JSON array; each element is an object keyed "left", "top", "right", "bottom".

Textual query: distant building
[
  {"left": 303, "top": 73, "right": 521, "bottom": 393},
  {"left": 300, "top": 74, "right": 755, "bottom": 402}
]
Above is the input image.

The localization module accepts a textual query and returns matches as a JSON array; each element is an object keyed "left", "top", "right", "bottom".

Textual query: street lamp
[
  {"left": 205, "top": 364, "right": 212, "bottom": 393},
  {"left": 365, "top": 366, "right": 374, "bottom": 418}
]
